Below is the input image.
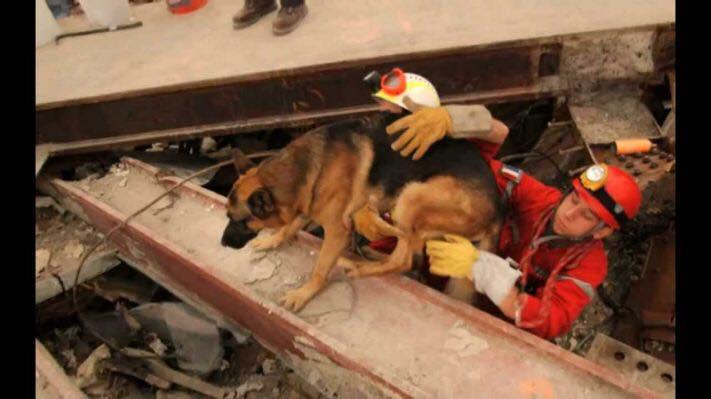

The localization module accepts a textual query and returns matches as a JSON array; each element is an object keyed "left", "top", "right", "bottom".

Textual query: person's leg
[
  {"left": 233, "top": 0, "right": 278, "bottom": 30},
  {"left": 272, "top": 0, "right": 308, "bottom": 36}
]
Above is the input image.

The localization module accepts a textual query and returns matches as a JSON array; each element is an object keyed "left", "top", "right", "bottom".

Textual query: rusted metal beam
[
  {"left": 585, "top": 334, "right": 674, "bottom": 398},
  {"left": 36, "top": 43, "right": 560, "bottom": 145},
  {"left": 42, "top": 157, "right": 662, "bottom": 398},
  {"left": 38, "top": 79, "right": 562, "bottom": 157}
]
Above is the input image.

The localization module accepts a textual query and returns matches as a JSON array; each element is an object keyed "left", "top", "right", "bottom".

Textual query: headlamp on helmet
[{"left": 580, "top": 164, "right": 609, "bottom": 192}]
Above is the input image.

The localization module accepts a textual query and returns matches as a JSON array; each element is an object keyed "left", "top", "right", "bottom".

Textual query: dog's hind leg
[
  {"left": 341, "top": 138, "right": 374, "bottom": 230},
  {"left": 346, "top": 182, "right": 440, "bottom": 278},
  {"left": 337, "top": 244, "right": 389, "bottom": 271},
  {"left": 346, "top": 235, "right": 414, "bottom": 277},
  {"left": 349, "top": 177, "right": 496, "bottom": 279},
  {"left": 350, "top": 198, "right": 404, "bottom": 241}
]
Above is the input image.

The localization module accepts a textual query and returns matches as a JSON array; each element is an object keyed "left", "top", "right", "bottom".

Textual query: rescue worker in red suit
[{"left": 354, "top": 99, "right": 643, "bottom": 340}]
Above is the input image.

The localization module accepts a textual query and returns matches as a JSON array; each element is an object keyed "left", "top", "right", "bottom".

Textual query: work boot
[
  {"left": 233, "top": 0, "right": 277, "bottom": 30},
  {"left": 272, "top": 4, "right": 308, "bottom": 36}
]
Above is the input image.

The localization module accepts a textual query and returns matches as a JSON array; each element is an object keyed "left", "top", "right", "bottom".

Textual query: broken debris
[
  {"left": 59, "top": 349, "right": 78, "bottom": 372},
  {"left": 146, "top": 333, "right": 169, "bottom": 357},
  {"left": 82, "top": 307, "right": 139, "bottom": 349},
  {"left": 130, "top": 302, "right": 224, "bottom": 376},
  {"left": 234, "top": 376, "right": 265, "bottom": 398},
  {"left": 90, "top": 274, "right": 158, "bottom": 305},
  {"left": 201, "top": 137, "right": 218, "bottom": 154},
  {"left": 36, "top": 249, "right": 50, "bottom": 277},
  {"left": 123, "top": 150, "right": 219, "bottom": 186},
  {"left": 63, "top": 240, "right": 85, "bottom": 259},
  {"left": 261, "top": 358, "right": 277, "bottom": 375},
  {"left": 37, "top": 261, "right": 321, "bottom": 399},
  {"left": 121, "top": 347, "right": 235, "bottom": 399},
  {"left": 74, "top": 344, "right": 111, "bottom": 391},
  {"left": 109, "top": 163, "right": 130, "bottom": 177},
  {"left": 156, "top": 390, "right": 195, "bottom": 399},
  {"left": 36, "top": 196, "right": 66, "bottom": 214},
  {"left": 102, "top": 356, "right": 173, "bottom": 390}
]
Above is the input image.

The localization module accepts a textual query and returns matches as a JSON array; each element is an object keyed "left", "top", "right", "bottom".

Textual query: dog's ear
[
  {"left": 233, "top": 148, "right": 255, "bottom": 174},
  {"left": 247, "top": 188, "right": 276, "bottom": 219}
]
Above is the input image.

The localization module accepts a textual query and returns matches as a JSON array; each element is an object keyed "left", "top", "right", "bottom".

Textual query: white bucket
[
  {"left": 36, "top": 0, "right": 62, "bottom": 47},
  {"left": 77, "top": 0, "right": 132, "bottom": 30}
]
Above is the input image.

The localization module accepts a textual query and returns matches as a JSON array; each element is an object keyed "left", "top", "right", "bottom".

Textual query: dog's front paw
[
  {"left": 280, "top": 286, "right": 315, "bottom": 312},
  {"left": 250, "top": 234, "right": 284, "bottom": 251},
  {"left": 280, "top": 279, "right": 325, "bottom": 311}
]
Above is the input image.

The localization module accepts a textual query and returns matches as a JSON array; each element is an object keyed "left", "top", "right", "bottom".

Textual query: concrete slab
[{"left": 36, "top": 0, "right": 674, "bottom": 107}]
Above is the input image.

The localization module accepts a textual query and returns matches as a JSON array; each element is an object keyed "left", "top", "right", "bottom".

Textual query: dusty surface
[
  {"left": 35, "top": 203, "right": 118, "bottom": 293},
  {"left": 59, "top": 159, "right": 644, "bottom": 398},
  {"left": 560, "top": 30, "right": 660, "bottom": 94},
  {"left": 570, "top": 86, "right": 662, "bottom": 144},
  {"left": 37, "top": 0, "right": 674, "bottom": 106}
]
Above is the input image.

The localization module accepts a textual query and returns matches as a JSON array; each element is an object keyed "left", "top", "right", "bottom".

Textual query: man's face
[{"left": 552, "top": 191, "right": 613, "bottom": 239}]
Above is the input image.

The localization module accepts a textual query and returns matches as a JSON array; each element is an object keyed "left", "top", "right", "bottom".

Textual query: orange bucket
[{"left": 167, "top": 0, "right": 207, "bottom": 14}]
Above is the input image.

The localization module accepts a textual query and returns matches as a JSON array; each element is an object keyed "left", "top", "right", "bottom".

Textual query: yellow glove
[
  {"left": 426, "top": 234, "right": 479, "bottom": 280},
  {"left": 385, "top": 96, "right": 453, "bottom": 161},
  {"left": 352, "top": 204, "right": 402, "bottom": 242}
]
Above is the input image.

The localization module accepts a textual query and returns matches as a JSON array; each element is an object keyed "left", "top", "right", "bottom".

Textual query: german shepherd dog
[{"left": 221, "top": 113, "right": 503, "bottom": 311}]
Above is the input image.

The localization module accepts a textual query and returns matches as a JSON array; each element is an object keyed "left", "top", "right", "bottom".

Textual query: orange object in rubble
[
  {"left": 614, "top": 138, "right": 653, "bottom": 155},
  {"left": 167, "top": 0, "right": 208, "bottom": 14}
]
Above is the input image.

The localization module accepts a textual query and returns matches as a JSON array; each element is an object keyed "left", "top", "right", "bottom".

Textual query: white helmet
[{"left": 371, "top": 68, "right": 440, "bottom": 111}]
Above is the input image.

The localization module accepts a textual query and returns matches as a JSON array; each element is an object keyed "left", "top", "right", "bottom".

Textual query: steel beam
[{"left": 36, "top": 43, "right": 560, "bottom": 145}]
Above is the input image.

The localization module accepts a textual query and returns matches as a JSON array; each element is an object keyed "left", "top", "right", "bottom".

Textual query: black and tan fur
[{"left": 222, "top": 113, "right": 503, "bottom": 311}]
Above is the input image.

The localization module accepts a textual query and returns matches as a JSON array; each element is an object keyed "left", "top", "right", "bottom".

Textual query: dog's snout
[{"left": 221, "top": 218, "right": 257, "bottom": 249}]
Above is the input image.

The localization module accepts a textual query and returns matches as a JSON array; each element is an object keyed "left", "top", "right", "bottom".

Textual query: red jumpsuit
[{"left": 370, "top": 139, "right": 607, "bottom": 339}]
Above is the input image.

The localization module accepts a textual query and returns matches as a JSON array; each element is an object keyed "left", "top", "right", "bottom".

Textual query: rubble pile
[{"left": 37, "top": 264, "right": 324, "bottom": 399}]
